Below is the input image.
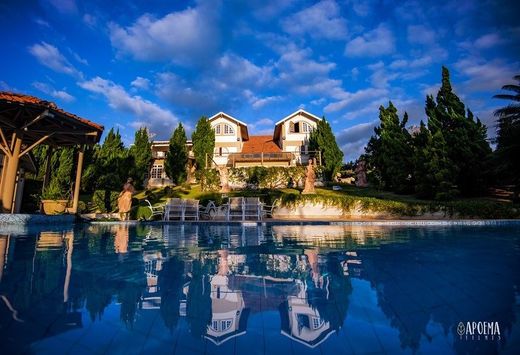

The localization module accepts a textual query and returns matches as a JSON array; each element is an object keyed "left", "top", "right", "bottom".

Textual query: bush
[
  {"left": 198, "top": 169, "right": 220, "bottom": 191},
  {"left": 92, "top": 190, "right": 119, "bottom": 212}
]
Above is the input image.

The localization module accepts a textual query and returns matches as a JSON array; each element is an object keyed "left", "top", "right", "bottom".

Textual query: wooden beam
[
  {"left": 20, "top": 109, "right": 50, "bottom": 130},
  {"left": 0, "top": 127, "right": 11, "bottom": 157},
  {"left": 19, "top": 133, "right": 54, "bottom": 158}
]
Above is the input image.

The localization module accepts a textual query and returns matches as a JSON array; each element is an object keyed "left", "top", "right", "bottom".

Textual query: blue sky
[{"left": 1, "top": 0, "right": 518, "bottom": 161}]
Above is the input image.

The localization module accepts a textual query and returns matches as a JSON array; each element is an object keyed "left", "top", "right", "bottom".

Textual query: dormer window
[
  {"left": 290, "top": 121, "right": 312, "bottom": 133},
  {"left": 214, "top": 123, "right": 234, "bottom": 136}
]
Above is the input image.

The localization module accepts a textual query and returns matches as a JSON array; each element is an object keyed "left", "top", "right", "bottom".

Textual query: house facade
[{"left": 147, "top": 109, "right": 321, "bottom": 187}]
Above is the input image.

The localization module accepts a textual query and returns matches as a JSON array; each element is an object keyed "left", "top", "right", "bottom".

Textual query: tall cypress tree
[
  {"left": 129, "top": 127, "right": 152, "bottom": 189},
  {"left": 427, "top": 67, "right": 491, "bottom": 196},
  {"left": 191, "top": 116, "right": 215, "bottom": 171},
  {"left": 366, "top": 102, "right": 414, "bottom": 192},
  {"left": 309, "top": 117, "right": 343, "bottom": 181},
  {"left": 165, "top": 123, "right": 188, "bottom": 185}
]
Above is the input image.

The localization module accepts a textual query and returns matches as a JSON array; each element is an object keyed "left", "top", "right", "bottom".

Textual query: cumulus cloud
[
  {"left": 78, "top": 77, "right": 177, "bottom": 135},
  {"left": 32, "top": 81, "right": 75, "bottom": 102},
  {"left": 454, "top": 56, "right": 519, "bottom": 92},
  {"left": 250, "top": 95, "right": 283, "bottom": 109},
  {"left": 281, "top": 0, "right": 347, "bottom": 40},
  {"left": 336, "top": 120, "right": 378, "bottom": 161},
  {"left": 131, "top": 76, "right": 151, "bottom": 90},
  {"left": 407, "top": 25, "right": 437, "bottom": 45},
  {"left": 345, "top": 24, "right": 395, "bottom": 57},
  {"left": 28, "top": 42, "right": 82, "bottom": 78},
  {"left": 45, "top": 0, "right": 78, "bottom": 15},
  {"left": 324, "top": 87, "right": 388, "bottom": 113},
  {"left": 109, "top": 3, "right": 220, "bottom": 66}
]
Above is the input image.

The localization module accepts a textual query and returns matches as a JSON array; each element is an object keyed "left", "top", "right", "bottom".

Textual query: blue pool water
[{"left": 0, "top": 222, "right": 519, "bottom": 354}]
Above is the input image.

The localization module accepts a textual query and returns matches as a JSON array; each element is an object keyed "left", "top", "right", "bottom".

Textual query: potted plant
[{"left": 41, "top": 179, "right": 68, "bottom": 215}]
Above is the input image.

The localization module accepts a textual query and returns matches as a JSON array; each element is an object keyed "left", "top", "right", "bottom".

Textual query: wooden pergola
[{"left": 0, "top": 92, "right": 104, "bottom": 213}]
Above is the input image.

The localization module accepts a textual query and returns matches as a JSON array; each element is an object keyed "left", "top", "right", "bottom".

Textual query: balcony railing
[{"left": 209, "top": 150, "right": 322, "bottom": 168}]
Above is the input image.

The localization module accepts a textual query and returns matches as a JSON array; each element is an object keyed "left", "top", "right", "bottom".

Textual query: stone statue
[
  {"left": 355, "top": 160, "right": 368, "bottom": 187},
  {"left": 218, "top": 166, "right": 231, "bottom": 193},
  {"left": 302, "top": 158, "right": 316, "bottom": 194}
]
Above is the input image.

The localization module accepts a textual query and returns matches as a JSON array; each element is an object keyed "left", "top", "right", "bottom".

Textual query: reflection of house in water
[
  {"left": 205, "top": 274, "right": 249, "bottom": 345},
  {"left": 280, "top": 280, "right": 335, "bottom": 348}
]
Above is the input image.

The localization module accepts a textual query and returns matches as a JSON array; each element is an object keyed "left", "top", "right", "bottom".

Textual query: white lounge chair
[
  {"left": 227, "top": 197, "right": 244, "bottom": 221},
  {"left": 164, "top": 198, "right": 184, "bottom": 220},
  {"left": 144, "top": 199, "right": 164, "bottom": 220},
  {"left": 244, "top": 197, "right": 261, "bottom": 220},
  {"left": 184, "top": 199, "right": 199, "bottom": 221}
]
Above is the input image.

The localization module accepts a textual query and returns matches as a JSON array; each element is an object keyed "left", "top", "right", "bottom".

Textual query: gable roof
[
  {"left": 274, "top": 109, "right": 322, "bottom": 126},
  {"left": 241, "top": 135, "right": 282, "bottom": 153},
  {"left": 208, "top": 112, "right": 248, "bottom": 127}
]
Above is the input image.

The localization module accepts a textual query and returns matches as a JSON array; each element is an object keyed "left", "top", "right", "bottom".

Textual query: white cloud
[
  {"left": 83, "top": 13, "right": 97, "bottom": 27},
  {"left": 454, "top": 57, "right": 519, "bottom": 92},
  {"left": 0, "top": 81, "right": 12, "bottom": 91},
  {"left": 407, "top": 25, "right": 437, "bottom": 45},
  {"left": 251, "top": 95, "right": 283, "bottom": 109},
  {"left": 345, "top": 24, "right": 395, "bottom": 57},
  {"left": 324, "top": 87, "right": 388, "bottom": 113},
  {"left": 32, "top": 81, "right": 75, "bottom": 102},
  {"left": 336, "top": 120, "right": 378, "bottom": 161},
  {"left": 281, "top": 0, "right": 347, "bottom": 40},
  {"left": 109, "top": 3, "right": 219, "bottom": 65},
  {"left": 46, "top": 0, "right": 78, "bottom": 15},
  {"left": 390, "top": 56, "right": 433, "bottom": 69},
  {"left": 28, "top": 42, "right": 82, "bottom": 78},
  {"left": 34, "top": 18, "right": 50, "bottom": 27},
  {"left": 131, "top": 76, "right": 151, "bottom": 90},
  {"left": 78, "top": 77, "right": 177, "bottom": 135}
]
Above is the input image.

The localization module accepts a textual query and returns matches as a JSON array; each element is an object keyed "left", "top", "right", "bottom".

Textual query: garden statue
[
  {"left": 302, "top": 158, "right": 316, "bottom": 194},
  {"left": 355, "top": 160, "right": 368, "bottom": 187},
  {"left": 218, "top": 166, "right": 231, "bottom": 193}
]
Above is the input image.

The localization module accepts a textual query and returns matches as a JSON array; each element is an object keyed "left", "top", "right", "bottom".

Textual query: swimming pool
[{"left": 0, "top": 222, "right": 519, "bottom": 354}]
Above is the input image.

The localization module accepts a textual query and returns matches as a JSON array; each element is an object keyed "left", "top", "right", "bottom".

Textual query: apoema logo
[{"left": 457, "top": 321, "right": 501, "bottom": 341}]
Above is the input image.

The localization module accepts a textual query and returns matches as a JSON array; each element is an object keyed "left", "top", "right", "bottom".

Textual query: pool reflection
[{"left": 0, "top": 223, "right": 519, "bottom": 354}]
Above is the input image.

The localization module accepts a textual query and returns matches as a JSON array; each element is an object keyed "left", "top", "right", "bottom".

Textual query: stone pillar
[
  {"left": 71, "top": 147, "right": 84, "bottom": 214},
  {"left": 1, "top": 135, "right": 22, "bottom": 212}
]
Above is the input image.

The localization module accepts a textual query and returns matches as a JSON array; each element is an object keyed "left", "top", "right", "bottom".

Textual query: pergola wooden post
[
  {"left": 1, "top": 132, "right": 22, "bottom": 212},
  {"left": 0, "top": 92, "right": 104, "bottom": 214},
  {"left": 71, "top": 146, "right": 84, "bottom": 214}
]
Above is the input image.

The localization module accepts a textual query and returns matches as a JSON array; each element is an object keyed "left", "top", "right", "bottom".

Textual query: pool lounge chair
[
  {"left": 144, "top": 199, "right": 165, "bottom": 220},
  {"left": 243, "top": 197, "right": 261, "bottom": 220},
  {"left": 184, "top": 199, "right": 200, "bottom": 221},
  {"left": 227, "top": 197, "right": 244, "bottom": 221},
  {"left": 164, "top": 198, "right": 184, "bottom": 220}
]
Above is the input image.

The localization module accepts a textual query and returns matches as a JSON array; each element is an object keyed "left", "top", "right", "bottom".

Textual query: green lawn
[{"left": 131, "top": 183, "right": 518, "bottom": 220}]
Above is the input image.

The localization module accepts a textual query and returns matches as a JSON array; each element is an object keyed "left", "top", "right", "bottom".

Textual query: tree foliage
[
  {"left": 363, "top": 66, "right": 492, "bottom": 200},
  {"left": 493, "top": 74, "right": 520, "bottom": 197},
  {"left": 191, "top": 116, "right": 215, "bottom": 170},
  {"left": 309, "top": 117, "right": 343, "bottom": 181},
  {"left": 165, "top": 123, "right": 188, "bottom": 185},
  {"left": 129, "top": 127, "right": 152, "bottom": 189},
  {"left": 366, "top": 103, "right": 413, "bottom": 193}
]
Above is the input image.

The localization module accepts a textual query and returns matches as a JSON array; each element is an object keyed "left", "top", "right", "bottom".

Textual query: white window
[
  {"left": 312, "top": 317, "right": 324, "bottom": 329},
  {"left": 302, "top": 122, "right": 311, "bottom": 133},
  {"left": 224, "top": 124, "right": 234, "bottom": 135},
  {"left": 151, "top": 164, "right": 163, "bottom": 179},
  {"left": 215, "top": 123, "right": 234, "bottom": 135},
  {"left": 156, "top": 151, "right": 165, "bottom": 158},
  {"left": 210, "top": 319, "right": 233, "bottom": 332}
]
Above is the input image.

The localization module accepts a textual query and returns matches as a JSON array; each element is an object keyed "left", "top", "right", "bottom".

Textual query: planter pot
[{"left": 41, "top": 200, "right": 68, "bottom": 215}]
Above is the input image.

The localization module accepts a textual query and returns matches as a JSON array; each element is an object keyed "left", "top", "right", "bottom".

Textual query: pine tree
[
  {"left": 129, "top": 127, "right": 152, "bottom": 189},
  {"left": 309, "top": 117, "right": 343, "bottom": 181},
  {"left": 413, "top": 122, "right": 458, "bottom": 200},
  {"left": 493, "top": 74, "right": 520, "bottom": 201},
  {"left": 426, "top": 67, "right": 491, "bottom": 196},
  {"left": 165, "top": 123, "right": 188, "bottom": 185},
  {"left": 191, "top": 116, "right": 215, "bottom": 171},
  {"left": 365, "top": 103, "right": 414, "bottom": 192}
]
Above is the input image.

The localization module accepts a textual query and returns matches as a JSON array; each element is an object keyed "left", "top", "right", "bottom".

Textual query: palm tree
[{"left": 494, "top": 74, "right": 520, "bottom": 201}]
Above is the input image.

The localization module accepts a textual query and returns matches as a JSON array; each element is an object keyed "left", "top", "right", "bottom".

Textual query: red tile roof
[
  {"left": 241, "top": 135, "right": 281, "bottom": 153},
  {"left": 0, "top": 91, "right": 104, "bottom": 131}
]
